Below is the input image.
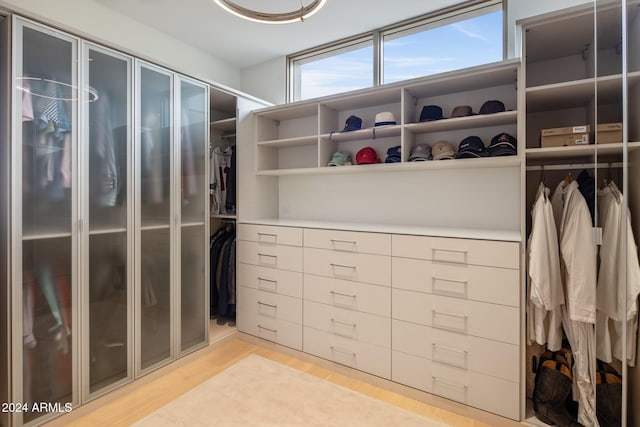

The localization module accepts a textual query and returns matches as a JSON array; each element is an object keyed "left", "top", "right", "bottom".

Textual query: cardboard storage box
[
  {"left": 596, "top": 122, "right": 622, "bottom": 144},
  {"left": 541, "top": 125, "right": 591, "bottom": 148}
]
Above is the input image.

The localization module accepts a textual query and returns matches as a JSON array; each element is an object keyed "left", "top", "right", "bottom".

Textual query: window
[
  {"left": 288, "top": 1, "right": 503, "bottom": 102},
  {"left": 382, "top": 7, "right": 503, "bottom": 84},
  {"left": 290, "top": 37, "right": 373, "bottom": 101}
]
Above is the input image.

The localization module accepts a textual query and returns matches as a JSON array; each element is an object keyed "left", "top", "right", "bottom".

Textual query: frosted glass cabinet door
[
  {"left": 178, "top": 78, "right": 208, "bottom": 352},
  {"left": 13, "top": 19, "right": 78, "bottom": 424},
  {"left": 85, "top": 45, "right": 132, "bottom": 395},
  {"left": 137, "top": 63, "right": 174, "bottom": 372}
]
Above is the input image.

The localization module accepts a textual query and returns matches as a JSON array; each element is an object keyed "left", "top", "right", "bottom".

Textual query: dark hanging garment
[{"left": 225, "top": 145, "right": 236, "bottom": 214}]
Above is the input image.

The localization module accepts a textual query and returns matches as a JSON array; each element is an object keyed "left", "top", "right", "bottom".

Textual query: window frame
[{"left": 286, "top": 0, "right": 505, "bottom": 102}]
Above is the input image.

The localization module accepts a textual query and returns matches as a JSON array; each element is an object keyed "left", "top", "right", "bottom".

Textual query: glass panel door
[
  {"left": 13, "top": 19, "right": 78, "bottom": 424},
  {"left": 84, "top": 44, "right": 132, "bottom": 396},
  {"left": 177, "top": 78, "right": 208, "bottom": 353},
  {"left": 137, "top": 62, "right": 174, "bottom": 372}
]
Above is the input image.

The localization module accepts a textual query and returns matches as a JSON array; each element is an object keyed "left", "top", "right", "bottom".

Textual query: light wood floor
[{"left": 44, "top": 335, "right": 521, "bottom": 427}]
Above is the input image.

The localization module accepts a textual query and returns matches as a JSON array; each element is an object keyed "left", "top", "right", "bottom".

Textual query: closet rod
[{"left": 526, "top": 162, "right": 623, "bottom": 171}]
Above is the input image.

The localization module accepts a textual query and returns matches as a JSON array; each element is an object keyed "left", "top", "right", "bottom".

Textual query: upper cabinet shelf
[
  {"left": 210, "top": 117, "right": 236, "bottom": 131},
  {"left": 253, "top": 60, "right": 520, "bottom": 175}
]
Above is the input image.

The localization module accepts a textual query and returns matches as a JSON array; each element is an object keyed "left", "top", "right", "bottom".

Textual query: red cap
[{"left": 355, "top": 147, "right": 381, "bottom": 164}]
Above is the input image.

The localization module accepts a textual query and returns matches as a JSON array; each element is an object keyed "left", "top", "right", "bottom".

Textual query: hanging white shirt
[
  {"left": 556, "top": 179, "right": 599, "bottom": 427},
  {"left": 596, "top": 182, "right": 640, "bottom": 366},
  {"left": 528, "top": 182, "right": 564, "bottom": 351}
]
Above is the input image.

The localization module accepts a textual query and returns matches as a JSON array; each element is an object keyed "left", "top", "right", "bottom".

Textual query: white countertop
[{"left": 239, "top": 219, "right": 522, "bottom": 242}]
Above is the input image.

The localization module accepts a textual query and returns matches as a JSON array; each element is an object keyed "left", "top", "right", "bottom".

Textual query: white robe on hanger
[
  {"left": 596, "top": 181, "right": 640, "bottom": 367},
  {"left": 555, "top": 179, "right": 599, "bottom": 427},
  {"left": 528, "top": 182, "right": 564, "bottom": 351}
]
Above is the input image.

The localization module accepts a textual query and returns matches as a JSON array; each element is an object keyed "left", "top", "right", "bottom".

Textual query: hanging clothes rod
[{"left": 526, "top": 162, "right": 623, "bottom": 171}]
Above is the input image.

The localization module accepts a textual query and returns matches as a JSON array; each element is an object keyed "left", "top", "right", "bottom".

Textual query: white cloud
[{"left": 452, "top": 23, "right": 488, "bottom": 42}]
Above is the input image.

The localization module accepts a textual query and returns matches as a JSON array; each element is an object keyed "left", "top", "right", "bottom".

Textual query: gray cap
[{"left": 409, "top": 144, "right": 432, "bottom": 161}]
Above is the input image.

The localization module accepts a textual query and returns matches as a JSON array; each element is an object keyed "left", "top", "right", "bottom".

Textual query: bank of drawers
[
  {"left": 237, "top": 224, "right": 521, "bottom": 420},
  {"left": 303, "top": 229, "right": 392, "bottom": 379},
  {"left": 391, "top": 234, "right": 520, "bottom": 420},
  {"left": 237, "top": 225, "right": 303, "bottom": 350}
]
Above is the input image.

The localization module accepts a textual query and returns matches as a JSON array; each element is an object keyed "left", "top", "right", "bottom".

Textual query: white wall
[
  {"left": 240, "top": 0, "right": 593, "bottom": 106},
  {"left": 242, "top": 57, "right": 286, "bottom": 106},
  {"left": 0, "top": 0, "right": 242, "bottom": 89}
]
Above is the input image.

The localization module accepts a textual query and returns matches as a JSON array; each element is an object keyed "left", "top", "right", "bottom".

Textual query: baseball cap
[
  {"left": 479, "top": 100, "right": 506, "bottom": 115},
  {"left": 355, "top": 146, "right": 381, "bottom": 165},
  {"left": 327, "top": 151, "right": 352, "bottom": 166},
  {"left": 488, "top": 132, "right": 517, "bottom": 157},
  {"left": 375, "top": 112, "right": 397, "bottom": 127},
  {"left": 384, "top": 145, "right": 401, "bottom": 163},
  {"left": 419, "top": 105, "right": 444, "bottom": 122},
  {"left": 341, "top": 115, "right": 362, "bottom": 132},
  {"left": 451, "top": 105, "right": 476, "bottom": 118},
  {"left": 456, "top": 136, "right": 488, "bottom": 159},
  {"left": 431, "top": 140, "right": 456, "bottom": 160},
  {"left": 408, "top": 144, "right": 432, "bottom": 161}
]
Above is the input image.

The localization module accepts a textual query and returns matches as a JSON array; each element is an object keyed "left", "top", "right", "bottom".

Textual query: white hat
[{"left": 374, "top": 111, "right": 396, "bottom": 127}]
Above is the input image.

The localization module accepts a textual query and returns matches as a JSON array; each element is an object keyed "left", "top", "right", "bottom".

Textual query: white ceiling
[{"left": 94, "top": 0, "right": 467, "bottom": 70}]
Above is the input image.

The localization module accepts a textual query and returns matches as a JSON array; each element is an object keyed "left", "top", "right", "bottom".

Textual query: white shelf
[
  {"left": 257, "top": 156, "right": 520, "bottom": 176},
  {"left": 210, "top": 117, "right": 236, "bottom": 131},
  {"left": 141, "top": 224, "right": 170, "bottom": 231},
  {"left": 320, "top": 125, "right": 402, "bottom": 143},
  {"left": 257, "top": 135, "right": 317, "bottom": 147},
  {"left": 211, "top": 214, "right": 236, "bottom": 219},
  {"left": 239, "top": 219, "right": 521, "bottom": 242},
  {"left": 526, "top": 141, "right": 640, "bottom": 161},
  {"left": 89, "top": 228, "right": 127, "bottom": 235},
  {"left": 23, "top": 232, "right": 71, "bottom": 241},
  {"left": 404, "top": 110, "right": 517, "bottom": 134},
  {"left": 181, "top": 221, "right": 205, "bottom": 227}
]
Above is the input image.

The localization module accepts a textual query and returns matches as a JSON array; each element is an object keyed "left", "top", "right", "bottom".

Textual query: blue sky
[{"left": 299, "top": 11, "right": 502, "bottom": 100}]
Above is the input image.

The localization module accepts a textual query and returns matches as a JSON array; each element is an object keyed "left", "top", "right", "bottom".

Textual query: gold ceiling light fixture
[{"left": 213, "top": 0, "right": 327, "bottom": 24}]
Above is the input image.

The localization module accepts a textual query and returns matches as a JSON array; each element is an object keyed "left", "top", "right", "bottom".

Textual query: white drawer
[
  {"left": 238, "top": 286, "right": 302, "bottom": 324},
  {"left": 303, "top": 300, "right": 390, "bottom": 348},
  {"left": 237, "top": 264, "right": 303, "bottom": 298},
  {"left": 392, "top": 235, "right": 519, "bottom": 270},
  {"left": 304, "top": 229, "right": 391, "bottom": 255},
  {"left": 304, "top": 327, "right": 391, "bottom": 379},
  {"left": 303, "top": 274, "right": 390, "bottom": 317},
  {"left": 238, "top": 241, "right": 303, "bottom": 272},
  {"left": 392, "top": 257, "right": 519, "bottom": 307},
  {"left": 391, "top": 352, "right": 519, "bottom": 420},
  {"left": 303, "top": 248, "right": 391, "bottom": 286},
  {"left": 392, "top": 320, "right": 519, "bottom": 382},
  {"left": 238, "top": 224, "right": 302, "bottom": 246},
  {"left": 392, "top": 290, "right": 519, "bottom": 345},
  {"left": 237, "top": 313, "right": 302, "bottom": 351}
]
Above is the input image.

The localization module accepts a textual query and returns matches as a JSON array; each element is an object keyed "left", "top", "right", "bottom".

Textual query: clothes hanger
[{"left": 562, "top": 170, "right": 573, "bottom": 189}]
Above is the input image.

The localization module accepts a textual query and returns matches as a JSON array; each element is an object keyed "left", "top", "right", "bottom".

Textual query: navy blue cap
[
  {"left": 456, "top": 136, "right": 488, "bottom": 159},
  {"left": 488, "top": 132, "right": 517, "bottom": 156},
  {"left": 384, "top": 145, "right": 401, "bottom": 163},
  {"left": 419, "top": 105, "right": 444, "bottom": 122},
  {"left": 479, "top": 100, "right": 506, "bottom": 115},
  {"left": 341, "top": 115, "right": 362, "bottom": 132}
]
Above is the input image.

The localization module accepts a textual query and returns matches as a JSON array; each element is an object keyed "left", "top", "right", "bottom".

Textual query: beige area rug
[{"left": 133, "top": 354, "right": 448, "bottom": 427}]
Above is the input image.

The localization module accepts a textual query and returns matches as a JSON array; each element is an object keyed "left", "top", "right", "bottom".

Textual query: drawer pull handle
[
  {"left": 257, "top": 301, "right": 277, "bottom": 309},
  {"left": 330, "top": 346, "right": 356, "bottom": 358},
  {"left": 432, "top": 277, "right": 468, "bottom": 299},
  {"left": 258, "top": 253, "right": 278, "bottom": 265},
  {"left": 330, "top": 290, "right": 356, "bottom": 299},
  {"left": 257, "top": 277, "right": 278, "bottom": 292},
  {"left": 432, "top": 376, "right": 468, "bottom": 394},
  {"left": 257, "top": 233, "right": 277, "bottom": 243},
  {"left": 432, "top": 248, "right": 468, "bottom": 264},
  {"left": 331, "top": 318, "right": 357, "bottom": 328},
  {"left": 432, "top": 310, "right": 468, "bottom": 334},
  {"left": 257, "top": 325, "right": 277, "bottom": 334},
  {"left": 330, "top": 239, "right": 357, "bottom": 252},
  {"left": 432, "top": 343, "right": 468, "bottom": 369},
  {"left": 330, "top": 263, "right": 356, "bottom": 269},
  {"left": 258, "top": 253, "right": 277, "bottom": 259}
]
